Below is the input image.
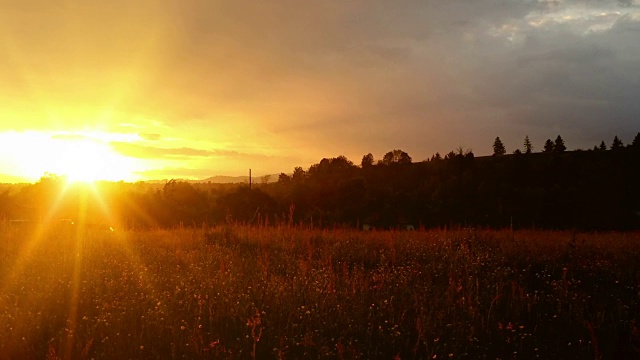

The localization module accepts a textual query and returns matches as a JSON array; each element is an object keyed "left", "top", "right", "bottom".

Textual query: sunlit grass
[{"left": 0, "top": 225, "right": 638, "bottom": 358}]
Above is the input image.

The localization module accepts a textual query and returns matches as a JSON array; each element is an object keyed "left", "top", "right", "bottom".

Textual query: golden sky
[
  {"left": 0, "top": 2, "right": 314, "bottom": 182},
  {"left": 1, "top": 1, "right": 639, "bottom": 182}
]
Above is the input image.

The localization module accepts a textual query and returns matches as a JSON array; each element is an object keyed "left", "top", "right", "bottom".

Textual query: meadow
[{"left": 0, "top": 224, "right": 639, "bottom": 359}]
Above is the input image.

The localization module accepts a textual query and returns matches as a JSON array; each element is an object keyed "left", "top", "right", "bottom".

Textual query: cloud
[
  {"left": 109, "top": 141, "right": 297, "bottom": 163},
  {"left": 110, "top": 142, "right": 215, "bottom": 159},
  {"left": 135, "top": 167, "right": 217, "bottom": 179},
  {"left": 469, "top": 8, "right": 640, "bottom": 142}
]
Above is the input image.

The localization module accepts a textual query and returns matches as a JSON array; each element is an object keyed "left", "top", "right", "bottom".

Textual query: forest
[{"left": 1, "top": 133, "right": 639, "bottom": 231}]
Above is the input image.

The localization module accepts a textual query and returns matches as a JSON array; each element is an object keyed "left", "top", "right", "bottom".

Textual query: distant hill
[
  {"left": 134, "top": 174, "right": 283, "bottom": 185},
  {"left": 196, "top": 174, "right": 281, "bottom": 184}
]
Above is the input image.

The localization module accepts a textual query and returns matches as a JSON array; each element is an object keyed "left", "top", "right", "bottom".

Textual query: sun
[
  {"left": 0, "top": 131, "right": 144, "bottom": 183},
  {"left": 51, "top": 139, "right": 139, "bottom": 183},
  {"left": 20, "top": 133, "right": 140, "bottom": 183}
]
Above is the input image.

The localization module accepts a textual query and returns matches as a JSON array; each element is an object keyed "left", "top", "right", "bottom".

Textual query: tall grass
[{"left": 0, "top": 224, "right": 638, "bottom": 359}]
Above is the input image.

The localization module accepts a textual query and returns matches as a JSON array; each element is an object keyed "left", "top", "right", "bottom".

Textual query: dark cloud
[
  {"left": 461, "top": 9, "right": 640, "bottom": 149},
  {"left": 103, "top": 0, "right": 640, "bottom": 156}
]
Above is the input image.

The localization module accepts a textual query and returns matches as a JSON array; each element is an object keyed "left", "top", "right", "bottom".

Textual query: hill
[{"left": 196, "top": 174, "right": 280, "bottom": 184}]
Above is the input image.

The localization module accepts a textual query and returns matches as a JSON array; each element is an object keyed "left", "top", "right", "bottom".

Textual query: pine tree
[
  {"left": 553, "top": 135, "right": 566, "bottom": 152},
  {"left": 523, "top": 136, "right": 533, "bottom": 154},
  {"left": 543, "top": 139, "right": 554, "bottom": 153},
  {"left": 632, "top": 132, "right": 640, "bottom": 149},
  {"left": 493, "top": 137, "right": 506, "bottom": 156},
  {"left": 599, "top": 141, "right": 607, "bottom": 151},
  {"left": 611, "top": 136, "right": 624, "bottom": 150}
]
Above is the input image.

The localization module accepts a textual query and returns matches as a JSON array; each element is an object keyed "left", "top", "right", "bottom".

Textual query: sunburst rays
[{"left": 0, "top": 179, "right": 165, "bottom": 357}]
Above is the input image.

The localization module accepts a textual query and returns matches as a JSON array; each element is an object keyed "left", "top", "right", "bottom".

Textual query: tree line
[
  {"left": 491, "top": 134, "right": 628, "bottom": 156},
  {"left": 2, "top": 133, "right": 639, "bottom": 230}
]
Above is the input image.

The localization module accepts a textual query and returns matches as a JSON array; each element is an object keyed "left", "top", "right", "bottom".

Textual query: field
[{"left": 0, "top": 224, "right": 639, "bottom": 359}]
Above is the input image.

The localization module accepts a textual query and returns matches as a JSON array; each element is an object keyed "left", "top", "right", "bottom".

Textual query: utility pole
[{"left": 249, "top": 169, "right": 252, "bottom": 190}]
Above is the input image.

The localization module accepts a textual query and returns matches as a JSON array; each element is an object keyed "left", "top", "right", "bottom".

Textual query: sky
[{"left": 0, "top": 0, "right": 639, "bottom": 182}]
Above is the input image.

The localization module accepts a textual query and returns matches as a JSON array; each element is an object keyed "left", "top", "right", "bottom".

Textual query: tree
[
  {"left": 292, "top": 166, "right": 306, "bottom": 182},
  {"left": 513, "top": 149, "right": 522, "bottom": 155},
  {"left": 523, "top": 136, "right": 533, "bottom": 154},
  {"left": 553, "top": 135, "right": 566, "bottom": 152},
  {"left": 632, "top": 132, "right": 640, "bottom": 148},
  {"left": 492, "top": 137, "right": 506, "bottom": 156},
  {"left": 308, "top": 156, "right": 356, "bottom": 179},
  {"left": 161, "top": 180, "right": 207, "bottom": 225},
  {"left": 381, "top": 149, "right": 412, "bottom": 165},
  {"left": 278, "top": 173, "right": 291, "bottom": 183},
  {"left": 217, "top": 187, "right": 277, "bottom": 222},
  {"left": 464, "top": 149, "right": 475, "bottom": 159},
  {"left": 611, "top": 136, "right": 624, "bottom": 150},
  {"left": 361, "top": 153, "right": 374, "bottom": 168},
  {"left": 543, "top": 139, "right": 554, "bottom": 153},
  {"left": 598, "top": 141, "right": 607, "bottom": 151},
  {"left": 444, "top": 151, "right": 456, "bottom": 160},
  {"left": 329, "top": 156, "right": 354, "bottom": 172}
]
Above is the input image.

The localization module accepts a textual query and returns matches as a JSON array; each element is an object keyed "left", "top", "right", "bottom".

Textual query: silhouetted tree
[
  {"left": 381, "top": 149, "right": 412, "bottom": 165},
  {"left": 444, "top": 151, "right": 457, "bottom": 160},
  {"left": 492, "top": 137, "right": 506, "bottom": 156},
  {"left": 217, "top": 187, "right": 277, "bottom": 222},
  {"left": 553, "top": 135, "right": 566, "bottom": 152},
  {"left": 336, "top": 177, "right": 368, "bottom": 224},
  {"left": 18, "top": 174, "right": 66, "bottom": 219},
  {"left": 5, "top": 140, "right": 640, "bottom": 231},
  {"left": 632, "top": 132, "right": 640, "bottom": 148},
  {"left": 308, "top": 156, "right": 356, "bottom": 178},
  {"left": 361, "top": 153, "right": 374, "bottom": 168},
  {"left": 524, "top": 136, "right": 533, "bottom": 154},
  {"left": 599, "top": 141, "right": 607, "bottom": 151},
  {"left": 292, "top": 167, "right": 306, "bottom": 182},
  {"left": 513, "top": 149, "right": 522, "bottom": 155},
  {"left": 611, "top": 136, "right": 624, "bottom": 150},
  {"left": 543, "top": 139, "right": 554, "bottom": 153},
  {"left": 431, "top": 152, "right": 442, "bottom": 161},
  {"left": 278, "top": 173, "right": 291, "bottom": 183},
  {"left": 329, "top": 156, "right": 355, "bottom": 172},
  {"left": 161, "top": 180, "right": 208, "bottom": 225},
  {"left": 465, "top": 150, "right": 475, "bottom": 159}
]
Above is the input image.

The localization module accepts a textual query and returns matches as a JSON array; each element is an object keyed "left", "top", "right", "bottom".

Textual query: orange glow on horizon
[{"left": 0, "top": 131, "right": 143, "bottom": 183}]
